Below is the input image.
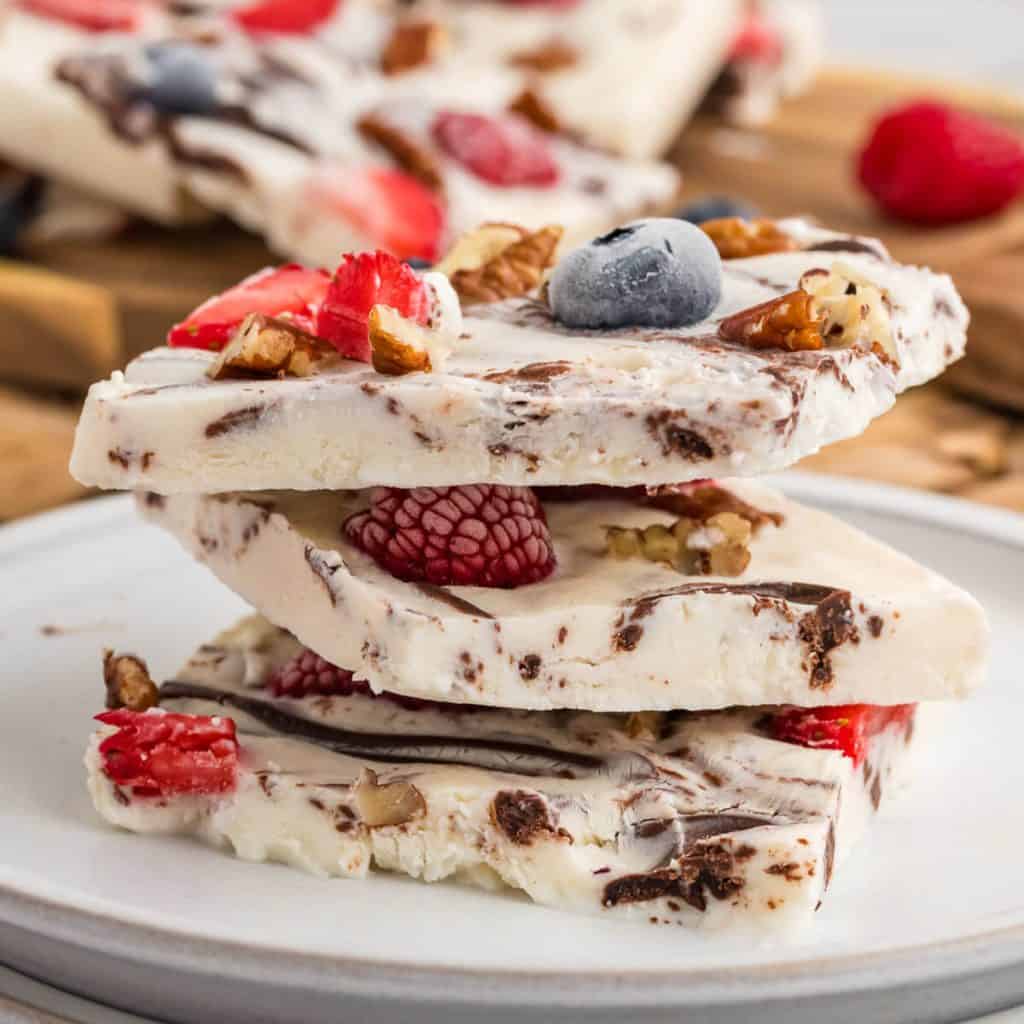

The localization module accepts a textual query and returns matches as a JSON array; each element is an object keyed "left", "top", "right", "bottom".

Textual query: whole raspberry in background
[
  {"left": 345, "top": 485, "right": 558, "bottom": 588},
  {"left": 858, "top": 101, "right": 1024, "bottom": 225}
]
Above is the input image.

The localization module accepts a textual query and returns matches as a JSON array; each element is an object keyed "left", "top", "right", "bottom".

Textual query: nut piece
[
  {"left": 357, "top": 112, "right": 444, "bottom": 192},
  {"left": 355, "top": 770, "right": 426, "bottom": 827},
  {"left": 719, "top": 290, "right": 824, "bottom": 352},
  {"left": 207, "top": 313, "right": 330, "bottom": 380},
  {"left": 701, "top": 217, "right": 799, "bottom": 260},
  {"left": 647, "top": 482, "right": 784, "bottom": 533},
  {"left": 435, "top": 223, "right": 528, "bottom": 278},
  {"left": 381, "top": 20, "right": 448, "bottom": 75},
  {"left": 445, "top": 224, "right": 564, "bottom": 305},
  {"left": 800, "top": 263, "right": 897, "bottom": 362},
  {"left": 369, "top": 304, "right": 454, "bottom": 375},
  {"left": 507, "top": 88, "right": 561, "bottom": 135},
  {"left": 103, "top": 650, "right": 159, "bottom": 711},
  {"left": 624, "top": 711, "right": 664, "bottom": 740},
  {"left": 689, "top": 513, "right": 753, "bottom": 577},
  {"left": 605, "top": 512, "right": 752, "bottom": 577},
  {"left": 509, "top": 38, "right": 578, "bottom": 72}
]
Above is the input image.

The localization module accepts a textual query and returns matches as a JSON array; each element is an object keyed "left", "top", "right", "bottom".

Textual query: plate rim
[{"left": 2, "top": 474, "right": 1022, "bottom": 1009}]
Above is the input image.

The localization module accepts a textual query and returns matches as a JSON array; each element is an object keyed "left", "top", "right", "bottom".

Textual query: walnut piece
[
  {"left": 355, "top": 770, "right": 426, "bottom": 827},
  {"left": 381, "top": 20, "right": 447, "bottom": 75},
  {"left": 369, "top": 304, "right": 454, "bottom": 375},
  {"left": 605, "top": 512, "right": 752, "bottom": 577},
  {"left": 357, "top": 112, "right": 444, "bottom": 192},
  {"left": 509, "top": 38, "right": 578, "bottom": 72},
  {"left": 701, "top": 217, "right": 799, "bottom": 260},
  {"left": 103, "top": 650, "right": 159, "bottom": 711},
  {"left": 508, "top": 88, "right": 561, "bottom": 134},
  {"left": 800, "top": 263, "right": 897, "bottom": 362},
  {"left": 647, "top": 482, "right": 784, "bottom": 533},
  {"left": 718, "top": 290, "right": 825, "bottom": 352},
  {"left": 207, "top": 313, "right": 330, "bottom": 380}
]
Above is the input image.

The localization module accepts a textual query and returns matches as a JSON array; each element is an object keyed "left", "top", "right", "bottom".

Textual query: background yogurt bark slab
[
  {"left": 70, "top": 223, "right": 969, "bottom": 493},
  {"left": 138, "top": 480, "right": 988, "bottom": 711},
  {"left": 86, "top": 614, "right": 930, "bottom": 930}
]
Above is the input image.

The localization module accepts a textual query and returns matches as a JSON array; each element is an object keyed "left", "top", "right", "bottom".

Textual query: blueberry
[
  {"left": 403, "top": 257, "right": 432, "bottom": 270},
  {"left": 675, "top": 195, "right": 757, "bottom": 224},
  {"left": 548, "top": 218, "right": 722, "bottom": 330},
  {"left": 131, "top": 43, "right": 219, "bottom": 116},
  {"left": 0, "top": 175, "right": 45, "bottom": 257}
]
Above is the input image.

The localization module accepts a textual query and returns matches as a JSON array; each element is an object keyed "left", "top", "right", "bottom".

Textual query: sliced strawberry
[
  {"left": 96, "top": 709, "right": 239, "bottom": 797},
  {"left": 315, "top": 250, "right": 431, "bottom": 362},
  {"left": 306, "top": 165, "right": 445, "bottom": 263},
  {"left": 433, "top": 111, "right": 560, "bottom": 188},
  {"left": 764, "top": 704, "right": 916, "bottom": 766},
  {"left": 168, "top": 264, "right": 330, "bottom": 350},
  {"left": 730, "top": 12, "right": 784, "bottom": 64},
  {"left": 18, "top": 0, "right": 143, "bottom": 31},
  {"left": 232, "top": 0, "right": 341, "bottom": 35}
]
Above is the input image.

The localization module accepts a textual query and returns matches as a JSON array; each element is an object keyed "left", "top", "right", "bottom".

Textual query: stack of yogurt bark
[
  {"left": 70, "top": 213, "right": 987, "bottom": 930},
  {"left": 0, "top": 0, "right": 820, "bottom": 260}
]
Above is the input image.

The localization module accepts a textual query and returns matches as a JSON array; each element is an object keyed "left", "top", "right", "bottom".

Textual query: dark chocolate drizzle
[{"left": 628, "top": 581, "right": 845, "bottom": 610}]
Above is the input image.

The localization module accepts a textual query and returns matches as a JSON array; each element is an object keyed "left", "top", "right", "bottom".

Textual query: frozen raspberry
[
  {"left": 345, "top": 485, "right": 557, "bottom": 588},
  {"left": 764, "top": 704, "right": 916, "bottom": 766},
  {"left": 729, "top": 12, "right": 784, "bottom": 64},
  {"left": 96, "top": 709, "right": 239, "bottom": 797},
  {"left": 232, "top": 0, "right": 341, "bottom": 34},
  {"left": 268, "top": 649, "right": 362, "bottom": 699},
  {"left": 433, "top": 111, "right": 560, "bottom": 188},
  {"left": 314, "top": 250, "right": 432, "bottom": 362},
  {"left": 306, "top": 165, "right": 445, "bottom": 264},
  {"left": 18, "top": 0, "right": 142, "bottom": 31},
  {"left": 858, "top": 101, "right": 1024, "bottom": 225},
  {"left": 168, "top": 263, "right": 330, "bottom": 350}
]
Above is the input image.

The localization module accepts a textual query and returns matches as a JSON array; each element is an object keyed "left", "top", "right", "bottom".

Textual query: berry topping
[
  {"left": 433, "top": 111, "right": 560, "bottom": 188},
  {"left": 315, "top": 250, "right": 432, "bottom": 363},
  {"left": 764, "top": 704, "right": 915, "bottom": 766},
  {"left": 345, "top": 485, "right": 557, "bottom": 588},
  {"left": 549, "top": 218, "right": 722, "bottom": 330},
  {"left": 18, "top": 0, "right": 142, "bottom": 31},
  {"left": 858, "top": 101, "right": 1024, "bottom": 225},
  {"left": 232, "top": 0, "right": 341, "bottom": 35},
  {"left": 132, "top": 43, "right": 218, "bottom": 117},
  {"left": 729, "top": 12, "right": 784, "bottom": 64},
  {"left": 96, "top": 709, "right": 239, "bottom": 797},
  {"left": 306, "top": 165, "right": 445, "bottom": 263},
  {"left": 168, "top": 264, "right": 330, "bottom": 350},
  {"left": 676, "top": 195, "right": 758, "bottom": 225}
]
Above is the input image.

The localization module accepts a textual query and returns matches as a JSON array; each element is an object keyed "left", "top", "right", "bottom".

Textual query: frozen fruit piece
[
  {"left": 168, "top": 264, "right": 330, "bottom": 351},
  {"left": 858, "top": 101, "right": 1024, "bottom": 225},
  {"left": 765, "top": 704, "right": 915, "bottom": 766},
  {"left": 345, "top": 485, "right": 557, "bottom": 588},
  {"left": 315, "top": 250, "right": 431, "bottom": 363},
  {"left": 676, "top": 195, "right": 757, "bottom": 225},
  {"left": 306, "top": 166, "right": 444, "bottom": 263},
  {"left": 549, "top": 218, "right": 722, "bottom": 330},
  {"left": 133, "top": 43, "right": 218, "bottom": 116},
  {"left": 433, "top": 111, "right": 560, "bottom": 188},
  {"left": 232, "top": 0, "right": 341, "bottom": 34},
  {"left": 96, "top": 709, "right": 238, "bottom": 797},
  {"left": 730, "top": 12, "right": 784, "bottom": 64},
  {"left": 18, "top": 0, "right": 142, "bottom": 31}
]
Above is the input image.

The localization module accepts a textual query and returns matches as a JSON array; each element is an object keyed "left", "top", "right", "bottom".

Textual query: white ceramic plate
[{"left": 1, "top": 474, "right": 1023, "bottom": 1024}]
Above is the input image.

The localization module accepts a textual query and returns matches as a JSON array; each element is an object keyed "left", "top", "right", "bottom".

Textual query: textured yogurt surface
[
  {"left": 138, "top": 480, "right": 988, "bottom": 711},
  {"left": 71, "top": 223, "right": 970, "bottom": 493},
  {"left": 86, "top": 615, "right": 930, "bottom": 930}
]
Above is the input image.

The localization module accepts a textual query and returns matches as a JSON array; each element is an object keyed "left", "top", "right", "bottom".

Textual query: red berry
[
  {"left": 858, "top": 101, "right": 1024, "bottom": 225},
  {"left": 345, "top": 485, "right": 558, "bottom": 588},
  {"left": 306, "top": 165, "right": 445, "bottom": 263},
  {"left": 730, "top": 12, "right": 784, "bottom": 64},
  {"left": 96, "top": 709, "right": 239, "bottom": 797},
  {"left": 168, "top": 263, "right": 330, "bottom": 351},
  {"left": 315, "top": 250, "right": 431, "bottom": 362},
  {"left": 764, "top": 704, "right": 916, "bottom": 766},
  {"left": 433, "top": 111, "right": 560, "bottom": 188},
  {"left": 18, "top": 0, "right": 142, "bottom": 31},
  {"left": 232, "top": 0, "right": 341, "bottom": 34}
]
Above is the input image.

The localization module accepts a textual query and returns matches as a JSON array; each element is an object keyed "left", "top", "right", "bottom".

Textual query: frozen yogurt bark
[
  {"left": 87, "top": 615, "right": 932, "bottom": 930},
  {"left": 70, "top": 219, "right": 969, "bottom": 493},
  {"left": 137, "top": 479, "right": 988, "bottom": 711}
]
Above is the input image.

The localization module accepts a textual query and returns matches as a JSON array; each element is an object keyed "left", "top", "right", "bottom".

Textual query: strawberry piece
[
  {"left": 232, "top": 0, "right": 341, "bottom": 35},
  {"left": 18, "top": 0, "right": 143, "bottom": 31},
  {"left": 345, "top": 485, "right": 557, "bottom": 588},
  {"left": 167, "top": 263, "right": 330, "bottom": 350},
  {"left": 858, "top": 101, "right": 1024, "bottom": 225},
  {"left": 433, "top": 111, "right": 560, "bottom": 188},
  {"left": 96, "top": 709, "right": 239, "bottom": 797},
  {"left": 315, "top": 250, "right": 431, "bottom": 362},
  {"left": 730, "top": 12, "right": 784, "bottom": 64},
  {"left": 306, "top": 165, "right": 445, "bottom": 263},
  {"left": 764, "top": 704, "right": 916, "bottom": 766}
]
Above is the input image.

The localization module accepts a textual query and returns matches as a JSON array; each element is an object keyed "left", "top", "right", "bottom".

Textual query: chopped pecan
[
  {"left": 380, "top": 20, "right": 447, "bottom": 75},
  {"left": 508, "top": 87, "right": 561, "bottom": 135},
  {"left": 103, "top": 650, "right": 159, "bottom": 711},
  {"left": 207, "top": 314, "right": 331, "bottom": 380},
  {"left": 355, "top": 770, "right": 426, "bottom": 827},
  {"left": 357, "top": 112, "right": 444, "bottom": 192},
  {"left": 369, "top": 304, "right": 453, "bottom": 375},
  {"left": 448, "top": 224, "right": 564, "bottom": 305},
  {"left": 718, "top": 290, "right": 825, "bottom": 352},
  {"left": 701, "top": 217, "right": 799, "bottom": 260},
  {"left": 509, "top": 38, "right": 578, "bottom": 72}
]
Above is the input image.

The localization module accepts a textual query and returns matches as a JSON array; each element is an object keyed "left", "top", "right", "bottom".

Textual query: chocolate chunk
[
  {"left": 797, "top": 590, "right": 858, "bottom": 689},
  {"left": 518, "top": 654, "right": 542, "bottom": 680},
  {"left": 645, "top": 412, "right": 714, "bottom": 460},
  {"left": 205, "top": 404, "right": 269, "bottom": 439},
  {"left": 492, "top": 790, "right": 566, "bottom": 845}
]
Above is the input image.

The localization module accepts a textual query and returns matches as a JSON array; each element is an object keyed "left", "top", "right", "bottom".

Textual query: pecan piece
[
  {"left": 207, "top": 313, "right": 331, "bottom": 380},
  {"left": 103, "top": 650, "right": 159, "bottom": 711},
  {"left": 701, "top": 217, "right": 799, "bottom": 260},
  {"left": 718, "top": 290, "right": 825, "bottom": 352},
  {"left": 355, "top": 770, "right": 426, "bottom": 827},
  {"left": 357, "top": 112, "right": 444, "bottom": 192},
  {"left": 381, "top": 20, "right": 447, "bottom": 75},
  {"left": 509, "top": 38, "right": 578, "bottom": 72},
  {"left": 508, "top": 88, "right": 561, "bottom": 135},
  {"left": 448, "top": 224, "right": 563, "bottom": 305}
]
